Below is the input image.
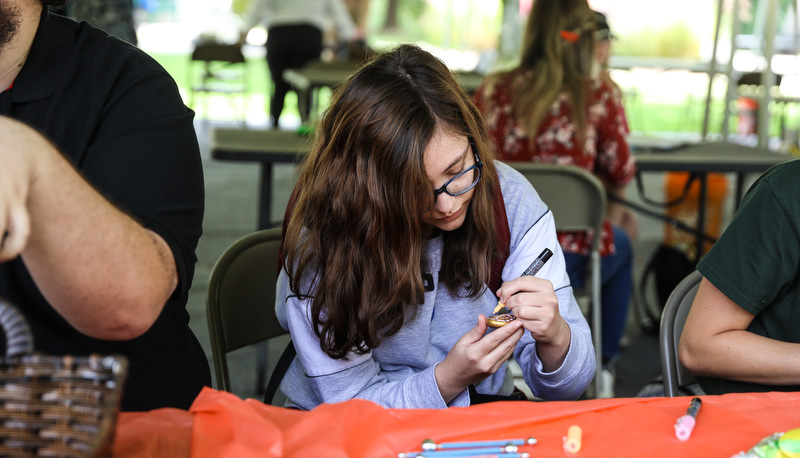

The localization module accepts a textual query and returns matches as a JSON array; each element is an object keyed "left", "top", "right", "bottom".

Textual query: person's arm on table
[
  {"left": 679, "top": 277, "right": 800, "bottom": 385},
  {"left": 0, "top": 116, "right": 177, "bottom": 341}
]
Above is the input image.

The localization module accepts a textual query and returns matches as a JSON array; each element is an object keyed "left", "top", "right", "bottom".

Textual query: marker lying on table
[
  {"left": 492, "top": 248, "right": 554, "bottom": 315},
  {"left": 398, "top": 438, "right": 537, "bottom": 458},
  {"left": 420, "top": 454, "right": 529, "bottom": 458},
  {"left": 421, "top": 438, "right": 538, "bottom": 450},
  {"left": 399, "top": 446, "right": 521, "bottom": 457},
  {"left": 675, "top": 397, "right": 702, "bottom": 441}
]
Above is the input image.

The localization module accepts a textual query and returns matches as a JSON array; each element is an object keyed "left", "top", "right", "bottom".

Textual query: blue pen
[
  {"left": 422, "top": 438, "right": 537, "bottom": 450},
  {"left": 421, "top": 453, "right": 529, "bottom": 458},
  {"left": 400, "top": 450, "right": 529, "bottom": 458}
]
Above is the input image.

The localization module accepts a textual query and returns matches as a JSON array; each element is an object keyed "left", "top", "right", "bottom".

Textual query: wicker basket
[{"left": 0, "top": 298, "right": 128, "bottom": 458}]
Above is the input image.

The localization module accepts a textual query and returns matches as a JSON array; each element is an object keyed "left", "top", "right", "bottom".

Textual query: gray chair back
[
  {"left": 206, "top": 228, "right": 288, "bottom": 396},
  {"left": 507, "top": 162, "right": 607, "bottom": 397},
  {"left": 659, "top": 270, "right": 702, "bottom": 397}
]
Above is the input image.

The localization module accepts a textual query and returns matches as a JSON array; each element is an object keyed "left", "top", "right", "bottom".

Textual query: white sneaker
[{"left": 597, "top": 368, "right": 615, "bottom": 398}]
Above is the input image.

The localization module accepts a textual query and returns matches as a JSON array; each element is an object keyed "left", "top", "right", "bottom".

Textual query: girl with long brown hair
[
  {"left": 277, "top": 44, "right": 594, "bottom": 409},
  {"left": 474, "top": 0, "right": 636, "bottom": 398}
]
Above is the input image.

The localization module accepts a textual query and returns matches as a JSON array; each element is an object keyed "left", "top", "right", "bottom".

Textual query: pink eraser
[{"left": 675, "top": 415, "right": 696, "bottom": 441}]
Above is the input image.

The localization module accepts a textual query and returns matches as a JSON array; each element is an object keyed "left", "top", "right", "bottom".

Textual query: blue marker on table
[
  {"left": 422, "top": 438, "right": 537, "bottom": 450},
  {"left": 399, "top": 446, "right": 517, "bottom": 457},
  {"left": 398, "top": 438, "right": 537, "bottom": 458}
]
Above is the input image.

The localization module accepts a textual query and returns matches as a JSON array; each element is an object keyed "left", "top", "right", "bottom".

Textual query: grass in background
[
  {"left": 152, "top": 52, "right": 303, "bottom": 124},
  {"left": 151, "top": 51, "right": 797, "bottom": 138}
]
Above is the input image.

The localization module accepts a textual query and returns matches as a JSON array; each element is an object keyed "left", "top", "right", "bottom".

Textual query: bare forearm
[
  {"left": 681, "top": 331, "right": 800, "bottom": 385},
  {"left": 682, "top": 279, "right": 800, "bottom": 386},
  {"left": 22, "top": 140, "right": 176, "bottom": 340}
]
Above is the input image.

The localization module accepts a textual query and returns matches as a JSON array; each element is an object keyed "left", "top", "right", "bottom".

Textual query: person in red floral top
[{"left": 473, "top": 0, "right": 637, "bottom": 397}]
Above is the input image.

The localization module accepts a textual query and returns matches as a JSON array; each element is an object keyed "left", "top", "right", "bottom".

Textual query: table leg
[
  {"left": 311, "top": 87, "right": 320, "bottom": 123},
  {"left": 256, "top": 341, "right": 268, "bottom": 394},
  {"left": 258, "top": 163, "right": 274, "bottom": 230},
  {"left": 695, "top": 176, "right": 708, "bottom": 259},
  {"left": 734, "top": 172, "right": 745, "bottom": 211},
  {"left": 256, "top": 162, "right": 274, "bottom": 392},
  {"left": 298, "top": 89, "right": 310, "bottom": 123}
]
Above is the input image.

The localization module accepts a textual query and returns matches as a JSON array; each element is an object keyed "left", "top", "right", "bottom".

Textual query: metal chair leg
[{"left": 255, "top": 341, "right": 268, "bottom": 394}]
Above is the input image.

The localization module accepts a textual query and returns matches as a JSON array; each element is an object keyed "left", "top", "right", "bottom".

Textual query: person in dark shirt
[
  {"left": 680, "top": 159, "right": 800, "bottom": 394},
  {"left": 0, "top": 0, "right": 210, "bottom": 411}
]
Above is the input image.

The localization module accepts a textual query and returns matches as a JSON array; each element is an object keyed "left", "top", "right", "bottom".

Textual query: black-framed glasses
[{"left": 430, "top": 151, "right": 483, "bottom": 208}]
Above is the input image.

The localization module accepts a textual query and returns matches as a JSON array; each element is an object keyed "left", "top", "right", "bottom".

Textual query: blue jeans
[{"left": 563, "top": 225, "right": 633, "bottom": 362}]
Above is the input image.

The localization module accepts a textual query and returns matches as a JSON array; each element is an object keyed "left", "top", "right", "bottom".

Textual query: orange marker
[{"left": 563, "top": 425, "right": 582, "bottom": 453}]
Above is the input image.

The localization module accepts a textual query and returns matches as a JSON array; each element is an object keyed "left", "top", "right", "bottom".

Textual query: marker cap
[
  {"left": 675, "top": 415, "right": 696, "bottom": 441},
  {"left": 563, "top": 425, "right": 582, "bottom": 453}
]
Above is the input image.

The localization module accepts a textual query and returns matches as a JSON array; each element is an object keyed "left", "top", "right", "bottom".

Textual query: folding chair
[
  {"left": 659, "top": 270, "right": 703, "bottom": 397},
  {"left": 507, "top": 162, "right": 607, "bottom": 397},
  {"left": 206, "top": 228, "right": 288, "bottom": 403},
  {"left": 188, "top": 40, "right": 248, "bottom": 122}
]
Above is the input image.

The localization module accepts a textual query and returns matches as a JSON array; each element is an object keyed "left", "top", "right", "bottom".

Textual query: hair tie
[{"left": 560, "top": 30, "right": 579, "bottom": 43}]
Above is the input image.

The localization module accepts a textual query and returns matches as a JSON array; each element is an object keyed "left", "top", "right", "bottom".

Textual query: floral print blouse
[{"left": 474, "top": 70, "right": 636, "bottom": 256}]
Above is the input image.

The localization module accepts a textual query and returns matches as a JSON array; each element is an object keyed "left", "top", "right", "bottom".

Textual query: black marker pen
[{"left": 492, "top": 248, "right": 554, "bottom": 315}]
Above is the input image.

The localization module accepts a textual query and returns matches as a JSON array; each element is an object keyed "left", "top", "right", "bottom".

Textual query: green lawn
[{"left": 154, "top": 53, "right": 268, "bottom": 123}]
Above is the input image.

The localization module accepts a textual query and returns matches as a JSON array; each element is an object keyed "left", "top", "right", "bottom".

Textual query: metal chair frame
[
  {"left": 507, "top": 162, "right": 607, "bottom": 397},
  {"left": 206, "top": 228, "right": 288, "bottom": 401},
  {"left": 188, "top": 41, "right": 248, "bottom": 122},
  {"left": 659, "top": 270, "right": 702, "bottom": 397}
]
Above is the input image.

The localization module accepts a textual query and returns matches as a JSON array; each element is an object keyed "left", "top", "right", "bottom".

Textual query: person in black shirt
[{"left": 0, "top": 0, "right": 210, "bottom": 411}]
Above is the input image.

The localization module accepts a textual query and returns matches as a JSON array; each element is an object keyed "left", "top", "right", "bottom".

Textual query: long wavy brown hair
[
  {"left": 494, "top": 0, "right": 595, "bottom": 148},
  {"left": 283, "top": 44, "right": 500, "bottom": 359}
]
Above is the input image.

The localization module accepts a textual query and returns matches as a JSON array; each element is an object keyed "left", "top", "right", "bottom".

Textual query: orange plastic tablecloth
[{"left": 112, "top": 387, "right": 800, "bottom": 457}]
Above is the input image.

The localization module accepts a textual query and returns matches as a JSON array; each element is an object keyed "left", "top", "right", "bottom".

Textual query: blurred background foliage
[
  {"left": 614, "top": 23, "right": 701, "bottom": 59},
  {"left": 138, "top": 0, "right": 798, "bottom": 137}
]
